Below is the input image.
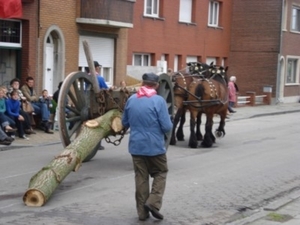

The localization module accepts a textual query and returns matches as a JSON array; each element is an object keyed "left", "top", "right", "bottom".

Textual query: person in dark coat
[{"left": 122, "top": 73, "right": 173, "bottom": 221}]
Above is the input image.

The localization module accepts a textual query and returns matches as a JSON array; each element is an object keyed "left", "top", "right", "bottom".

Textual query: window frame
[
  {"left": 286, "top": 57, "right": 299, "bottom": 85},
  {"left": 179, "top": 0, "right": 193, "bottom": 23},
  {"left": 0, "top": 19, "right": 22, "bottom": 48},
  {"left": 133, "top": 53, "right": 151, "bottom": 66},
  {"left": 291, "top": 6, "right": 300, "bottom": 32},
  {"left": 208, "top": 1, "right": 219, "bottom": 27},
  {"left": 144, "top": 0, "right": 159, "bottom": 18}
]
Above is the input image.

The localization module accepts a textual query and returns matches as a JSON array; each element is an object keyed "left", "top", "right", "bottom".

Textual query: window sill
[
  {"left": 290, "top": 30, "right": 300, "bottom": 34},
  {"left": 143, "top": 15, "right": 165, "bottom": 21},
  {"left": 285, "top": 83, "right": 300, "bottom": 86},
  {"left": 178, "top": 21, "right": 197, "bottom": 26},
  {"left": 207, "top": 25, "right": 223, "bottom": 30}
]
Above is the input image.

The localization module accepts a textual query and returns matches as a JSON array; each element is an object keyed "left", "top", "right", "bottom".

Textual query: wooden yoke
[{"left": 82, "top": 40, "right": 100, "bottom": 93}]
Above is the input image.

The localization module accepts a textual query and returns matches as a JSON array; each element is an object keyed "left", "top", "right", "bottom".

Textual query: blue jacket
[
  {"left": 5, "top": 98, "right": 20, "bottom": 118},
  {"left": 122, "top": 94, "right": 173, "bottom": 156},
  {"left": 97, "top": 75, "right": 108, "bottom": 89}
]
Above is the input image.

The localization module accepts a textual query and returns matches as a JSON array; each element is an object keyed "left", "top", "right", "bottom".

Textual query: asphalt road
[{"left": 0, "top": 112, "right": 299, "bottom": 225}]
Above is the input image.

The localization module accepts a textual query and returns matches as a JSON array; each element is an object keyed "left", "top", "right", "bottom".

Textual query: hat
[
  {"left": 142, "top": 73, "right": 159, "bottom": 83},
  {"left": 94, "top": 61, "right": 101, "bottom": 68}
]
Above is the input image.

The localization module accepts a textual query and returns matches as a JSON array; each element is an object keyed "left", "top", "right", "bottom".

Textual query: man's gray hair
[{"left": 230, "top": 76, "right": 236, "bottom": 82}]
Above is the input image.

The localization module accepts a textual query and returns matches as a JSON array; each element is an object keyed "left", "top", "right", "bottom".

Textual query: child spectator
[
  {"left": 39, "top": 89, "right": 53, "bottom": 111},
  {"left": 7, "top": 79, "right": 36, "bottom": 134},
  {"left": 5, "top": 90, "right": 29, "bottom": 140}
]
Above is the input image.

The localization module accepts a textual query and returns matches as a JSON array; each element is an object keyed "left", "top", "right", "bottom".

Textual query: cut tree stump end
[{"left": 23, "top": 189, "right": 45, "bottom": 207}]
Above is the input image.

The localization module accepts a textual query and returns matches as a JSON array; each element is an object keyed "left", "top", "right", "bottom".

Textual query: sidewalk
[
  {"left": 0, "top": 125, "right": 61, "bottom": 151},
  {"left": 226, "top": 188, "right": 300, "bottom": 225},
  {"left": 1, "top": 102, "right": 300, "bottom": 225}
]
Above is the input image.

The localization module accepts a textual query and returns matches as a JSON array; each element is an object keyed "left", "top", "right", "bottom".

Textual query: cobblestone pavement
[{"left": 1, "top": 102, "right": 300, "bottom": 225}]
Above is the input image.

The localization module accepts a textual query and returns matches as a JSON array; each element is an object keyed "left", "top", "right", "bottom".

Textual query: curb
[
  {"left": 225, "top": 190, "right": 300, "bottom": 225},
  {"left": 249, "top": 110, "right": 300, "bottom": 119},
  {"left": 0, "top": 141, "right": 61, "bottom": 152}
]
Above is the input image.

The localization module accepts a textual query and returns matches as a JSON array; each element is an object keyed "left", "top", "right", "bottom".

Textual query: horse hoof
[
  {"left": 201, "top": 141, "right": 213, "bottom": 148},
  {"left": 214, "top": 130, "right": 224, "bottom": 138},
  {"left": 189, "top": 142, "right": 198, "bottom": 148}
]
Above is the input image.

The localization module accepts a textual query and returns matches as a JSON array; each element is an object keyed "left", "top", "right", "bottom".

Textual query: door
[{"left": 44, "top": 36, "right": 54, "bottom": 95}]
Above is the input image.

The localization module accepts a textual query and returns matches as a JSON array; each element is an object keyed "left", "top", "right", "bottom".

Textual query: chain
[
  {"left": 105, "top": 127, "right": 128, "bottom": 146},
  {"left": 97, "top": 91, "right": 106, "bottom": 116},
  {"left": 106, "top": 90, "right": 124, "bottom": 112},
  {"left": 96, "top": 89, "right": 131, "bottom": 146}
]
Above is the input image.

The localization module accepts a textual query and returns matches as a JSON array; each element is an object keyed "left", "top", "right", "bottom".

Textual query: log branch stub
[
  {"left": 85, "top": 120, "right": 99, "bottom": 128},
  {"left": 111, "top": 117, "right": 123, "bottom": 133}
]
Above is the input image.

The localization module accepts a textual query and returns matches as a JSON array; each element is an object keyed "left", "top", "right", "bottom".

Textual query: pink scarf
[{"left": 137, "top": 86, "right": 157, "bottom": 98}]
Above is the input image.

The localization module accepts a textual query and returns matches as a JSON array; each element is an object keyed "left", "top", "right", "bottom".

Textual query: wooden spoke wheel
[
  {"left": 57, "top": 71, "right": 99, "bottom": 162},
  {"left": 158, "top": 73, "right": 174, "bottom": 150}
]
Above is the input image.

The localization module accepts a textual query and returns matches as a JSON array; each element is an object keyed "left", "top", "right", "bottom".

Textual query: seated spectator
[
  {"left": 0, "top": 126, "right": 14, "bottom": 145},
  {"left": 39, "top": 89, "right": 53, "bottom": 111},
  {"left": 7, "top": 78, "right": 36, "bottom": 134},
  {"left": 5, "top": 90, "right": 29, "bottom": 140},
  {"left": 20, "top": 77, "right": 53, "bottom": 134},
  {"left": 39, "top": 89, "right": 54, "bottom": 127},
  {"left": 0, "top": 86, "right": 16, "bottom": 132}
]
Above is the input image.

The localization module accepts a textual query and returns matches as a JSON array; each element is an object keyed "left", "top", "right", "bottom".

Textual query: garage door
[{"left": 78, "top": 36, "right": 114, "bottom": 86}]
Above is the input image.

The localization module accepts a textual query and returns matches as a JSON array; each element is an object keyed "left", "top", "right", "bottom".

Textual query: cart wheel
[
  {"left": 57, "top": 71, "right": 99, "bottom": 162},
  {"left": 158, "top": 73, "right": 174, "bottom": 150}
]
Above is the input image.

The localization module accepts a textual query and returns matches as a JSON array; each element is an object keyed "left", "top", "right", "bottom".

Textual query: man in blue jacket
[
  {"left": 122, "top": 73, "right": 173, "bottom": 221},
  {"left": 92, "top": 61, "right": 107, "bottom": 150}
]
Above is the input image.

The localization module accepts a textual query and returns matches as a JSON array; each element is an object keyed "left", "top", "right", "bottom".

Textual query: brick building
[
  {"left": 127, "top": 0, "right": 300, "bottom": 103},
  {"left": 1, "top": 0, "right": 299, "bottom": 103},
  {"left": 127, "top": 0, "right": 233, "bottom": 80},
  {"left": 229, "top": 0, "right": 300, "bottom": 103},
  {"left": 0, "top": 0, "right": 134, "bottom": 94}
]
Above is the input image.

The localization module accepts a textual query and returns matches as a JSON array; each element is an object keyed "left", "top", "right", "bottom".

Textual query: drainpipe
[
  {"left": 36, "top": 0, "right": 41, "bottom": 91},
  {"left": 275, "top": 0, "right": 284, "bottom": 104}
]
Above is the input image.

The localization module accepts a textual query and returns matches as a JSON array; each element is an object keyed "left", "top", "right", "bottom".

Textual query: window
[
  {"left": 286, "top": 58, "right": 299, "bottom": 84},
  {"left": 291, "top": 6, "right": 300, "bottom": 32},
  {"left": 179, "top": 0, "right": 192, "bottom": 23},
  {"left": 208, "top": 1, "right": 219, "bottom": 27},
  {"left": 144, "top": 0, "right": 159, "bottom": 17},
  {"left": 0, "top": 20, "right": 22, "bottom": 47},
  {"left": 133, "top": 53, "right": 151, "bottom": 66}
]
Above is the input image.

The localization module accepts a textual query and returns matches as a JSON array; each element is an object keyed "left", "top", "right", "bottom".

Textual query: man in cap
[
  {"left": 93, "top": 61, "right": 108, "bottom": 89},
  {"left": 122, "top": 73, "right": 173, "bottom": 221}
]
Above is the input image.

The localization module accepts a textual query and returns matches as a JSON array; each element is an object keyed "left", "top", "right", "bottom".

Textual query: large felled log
[{"left": 23, "top": 109, "right": 123, "bottom": 207}]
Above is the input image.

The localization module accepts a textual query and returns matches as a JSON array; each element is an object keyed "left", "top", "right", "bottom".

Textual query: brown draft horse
[
  {"left": 186, "top": 65, "right": 228, "bottom": 148},
  {"left": 170, "top": 62, "right": 211, "bottom": 146}
]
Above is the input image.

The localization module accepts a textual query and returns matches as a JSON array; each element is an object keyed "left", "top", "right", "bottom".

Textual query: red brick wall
[
  {"left": 229, "top": 0, "right": 282, "bottom": 96},
  {"left": 21, "top": 1, "right": 38, "bottom": 84},
  {"left": 127, "top": 0, "right": 233, "bottom": 70},
  {"left": 39, "top": 0, "right": 78, "bottom": 76}
]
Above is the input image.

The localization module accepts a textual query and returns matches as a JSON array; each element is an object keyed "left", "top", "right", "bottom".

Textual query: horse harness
[{"left": 173, "top": 71, "right": 228, "bottom": 109}]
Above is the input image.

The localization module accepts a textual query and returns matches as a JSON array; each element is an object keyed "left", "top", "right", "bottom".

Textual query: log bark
[{"left": 23, "top": 109, "right": 123, "bottom": 207}]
